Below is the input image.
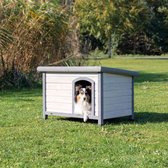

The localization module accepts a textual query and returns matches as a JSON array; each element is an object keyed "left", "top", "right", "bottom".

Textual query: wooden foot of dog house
[{"left": 37, "top": 66, "right": 138, "bottom": 125}]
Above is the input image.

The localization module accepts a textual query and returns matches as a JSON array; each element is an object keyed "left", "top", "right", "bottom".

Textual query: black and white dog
[{"left": 74, "top": 85, "right": 91, "bottom": 122}]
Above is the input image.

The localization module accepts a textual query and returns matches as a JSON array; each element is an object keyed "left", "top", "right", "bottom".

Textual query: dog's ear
[
  {"left": 86, "top": 85, "right": 92, "bottom": 103},
  {"left": 86, "top": 85, "right": 91, "bottom": 94},
  {"left": 74, "top": 95, "right": 77, "bottom": 103},
  {"left": 75, "top": 84, "right": 82, "bottom": 92},
  {"left": 75, "top": 90, "right": 79, "bottom": 103},
  {"left": 75, "top": 84, "right": 82, "bottom": 103},
  {"left": 75, "top": 90, "right": 79, "bottom": 95},
  {"left": 86, "top": 85, "right": 91, "bottom": 90}
]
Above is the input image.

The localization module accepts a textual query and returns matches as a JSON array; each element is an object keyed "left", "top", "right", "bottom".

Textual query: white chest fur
[{"left": 74, "top": 102, "right": 91, "bottom": 122}]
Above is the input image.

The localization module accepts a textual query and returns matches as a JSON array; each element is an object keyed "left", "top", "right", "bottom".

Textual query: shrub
[
  {"left": 117, "top": 32, "right": 162, "bottom": 55},
  {"left": 0, "top": 0, "right": 79, "bottom": 89}
]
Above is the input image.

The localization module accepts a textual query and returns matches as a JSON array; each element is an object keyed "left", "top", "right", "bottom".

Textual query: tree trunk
[
  {"left": 62, "top": 0, "right": 73, "bottom": 6},
  {"left": 108, "top": 35, "right": 112, "bottom": 58},
  {"left": 0, "top": 50, "right": 6, "bottom": 76}
]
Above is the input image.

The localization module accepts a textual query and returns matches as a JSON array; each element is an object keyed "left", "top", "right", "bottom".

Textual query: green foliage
[
  {"left": 89, "top": 49, "right": 108, "bottom": 59},
  {"left": 0, "top": 27, "right": 13, "bottom": 78},
  {"left": 0, "top": 0, "right": 71, "bottom": 71},
  {"left": 0, "top": 58, "right": 168, "bottom": 167},
  {"left": 0, "top": 68, "right": 39, "bottom": 90},
  {"left": 49, "top": 55, "right": 101, "bottom": 66},
  {"left": 0, "top": 0, "right": 77, "bottom": 89},
  {"left": 0, "top": 28, "right": 13, "bottom": 50},
  {"left": 1, "top": 0, "right": 168, "bottom": 89},
  {"left": 117, "top": 32, "right": 162, "bottom": 55},
  {"left": 146, "top": 0, "right": 168, "bottom": 52},
  {"left": 74, "top": 0, "right": 168, "bottom": 55},
  {"left": 74, "top": 0, "right": 151, "bottom": 56}
]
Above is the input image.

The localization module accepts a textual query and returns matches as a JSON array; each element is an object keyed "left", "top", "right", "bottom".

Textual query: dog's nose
[{"left": 83, "top": 97, "right": 86, "bottom": 101}]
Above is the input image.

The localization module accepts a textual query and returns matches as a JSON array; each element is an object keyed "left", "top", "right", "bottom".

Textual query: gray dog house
[{"left": 37, "top": 66, "right": 138, "bottom": 125}]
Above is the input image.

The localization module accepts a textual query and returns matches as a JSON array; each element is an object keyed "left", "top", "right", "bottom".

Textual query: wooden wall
[{"left": 103, "top": 73, "right": 132, "bottom": 119}]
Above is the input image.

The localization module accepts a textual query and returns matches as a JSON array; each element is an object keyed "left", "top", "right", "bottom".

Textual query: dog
[{"left": 74, "top": 85, "right": 91, "bottom": 122}]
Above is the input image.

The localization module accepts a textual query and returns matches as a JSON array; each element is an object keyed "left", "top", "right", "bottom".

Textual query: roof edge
[{"left": 37, "top": 66, "right": 139, "bottom": 77}]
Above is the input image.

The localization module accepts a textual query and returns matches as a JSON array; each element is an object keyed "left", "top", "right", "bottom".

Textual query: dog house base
[
  {"left": 44, "top": 112, "right": 105, "bottom": 125},
  {"left": 38, "top": 66, "right": 138, "bottom": 125}
]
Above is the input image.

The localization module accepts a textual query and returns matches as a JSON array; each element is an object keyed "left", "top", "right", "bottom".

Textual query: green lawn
[{"left": 0, "top": 58, "right": 168, "bottom": 168}]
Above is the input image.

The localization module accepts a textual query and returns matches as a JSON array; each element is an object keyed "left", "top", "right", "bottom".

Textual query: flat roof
[{"left": 37, "top": 66, "right": 139, "bottom": 77}]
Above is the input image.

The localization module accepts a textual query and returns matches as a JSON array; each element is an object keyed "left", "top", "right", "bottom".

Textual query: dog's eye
[{"left": 80, "top": 91, "right": 84, "bottom": 95}]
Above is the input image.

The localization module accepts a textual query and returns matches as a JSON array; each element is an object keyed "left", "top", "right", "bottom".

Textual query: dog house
[{"left": 37, "top": 66, "right": 138, "bottom": 125}]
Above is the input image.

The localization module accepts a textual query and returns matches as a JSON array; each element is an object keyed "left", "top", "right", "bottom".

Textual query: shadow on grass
[
  {"left": 0, "top": 88, "right": 42, "bottom": 98},
  {"left": 105, "top": 112, "right": 168, "bottom": 125},
  {"left": 55, "top": 117, "right": 98, "bottom": 125},
  {"left": 55, "top": 111, "right": 168, "bottom": 125},
  {"left": 135, "top": 112, "right": 168, "bottom": 124},
  {"left": 16, "top": 98, "right": 35, "bottom": 102},
  {"left": 135, "top": 72, "right": 168, "bottom": 83}
]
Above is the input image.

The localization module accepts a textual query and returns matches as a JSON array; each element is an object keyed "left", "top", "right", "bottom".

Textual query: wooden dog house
[{"left": 37, "top": 66, "right": 138, "bottom": 125}]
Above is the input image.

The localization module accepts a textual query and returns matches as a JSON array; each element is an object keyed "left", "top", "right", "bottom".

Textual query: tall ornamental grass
[{"left": 0, "top": 0, "right": 79, "bottom": 89}]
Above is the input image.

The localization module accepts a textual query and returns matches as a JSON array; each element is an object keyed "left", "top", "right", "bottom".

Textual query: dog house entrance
[{"left": 73, "top": 78, "right": 95, "bottom": 117}]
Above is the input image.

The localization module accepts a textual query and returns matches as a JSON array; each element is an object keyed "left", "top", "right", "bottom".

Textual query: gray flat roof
[{"left": 37, "top": 66, "right": 139, "bottom": 77}]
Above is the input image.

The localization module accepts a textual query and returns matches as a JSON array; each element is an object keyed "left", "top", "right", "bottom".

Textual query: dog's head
[{"left": 75, "top": 86, "right": 91, "bottom": 103}]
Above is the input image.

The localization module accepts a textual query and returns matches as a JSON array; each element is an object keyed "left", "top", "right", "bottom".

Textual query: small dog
[{"left": 74, "top": 86, "right": 91, "bottom": 122}]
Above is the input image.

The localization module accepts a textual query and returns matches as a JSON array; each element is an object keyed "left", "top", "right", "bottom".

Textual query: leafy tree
[
  {"left": 74, "top": 0, "right": 150, "bottom": 57},
  {"left": 0, "top": 28, "right": 13, "bottom": 76},
  {"left": 0, "top": 0, "right": 76, "bottom": 89},
  {"left": 146, "top": 0, "right": 168, "bottom": 52}
]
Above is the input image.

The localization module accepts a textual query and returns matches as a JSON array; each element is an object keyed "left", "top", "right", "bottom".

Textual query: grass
[{"left": 0, "top": 58, "right": 168, "bottom": 168}]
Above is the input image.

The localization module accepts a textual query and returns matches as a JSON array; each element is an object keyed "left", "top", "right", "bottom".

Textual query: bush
[
  {"left": 117, "top": 32, "right": 162, "bottom": 55},
  {"left": 0, "top": 0, "right": 79, "bottom": 89}
]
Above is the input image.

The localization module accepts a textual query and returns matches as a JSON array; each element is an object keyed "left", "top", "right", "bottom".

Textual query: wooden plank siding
[
  {"left": 45, "top": 73, "right": 99, "bottom": 116},
  {"left": 103, "top": 73, "right": 132, "bottom": 119}
]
